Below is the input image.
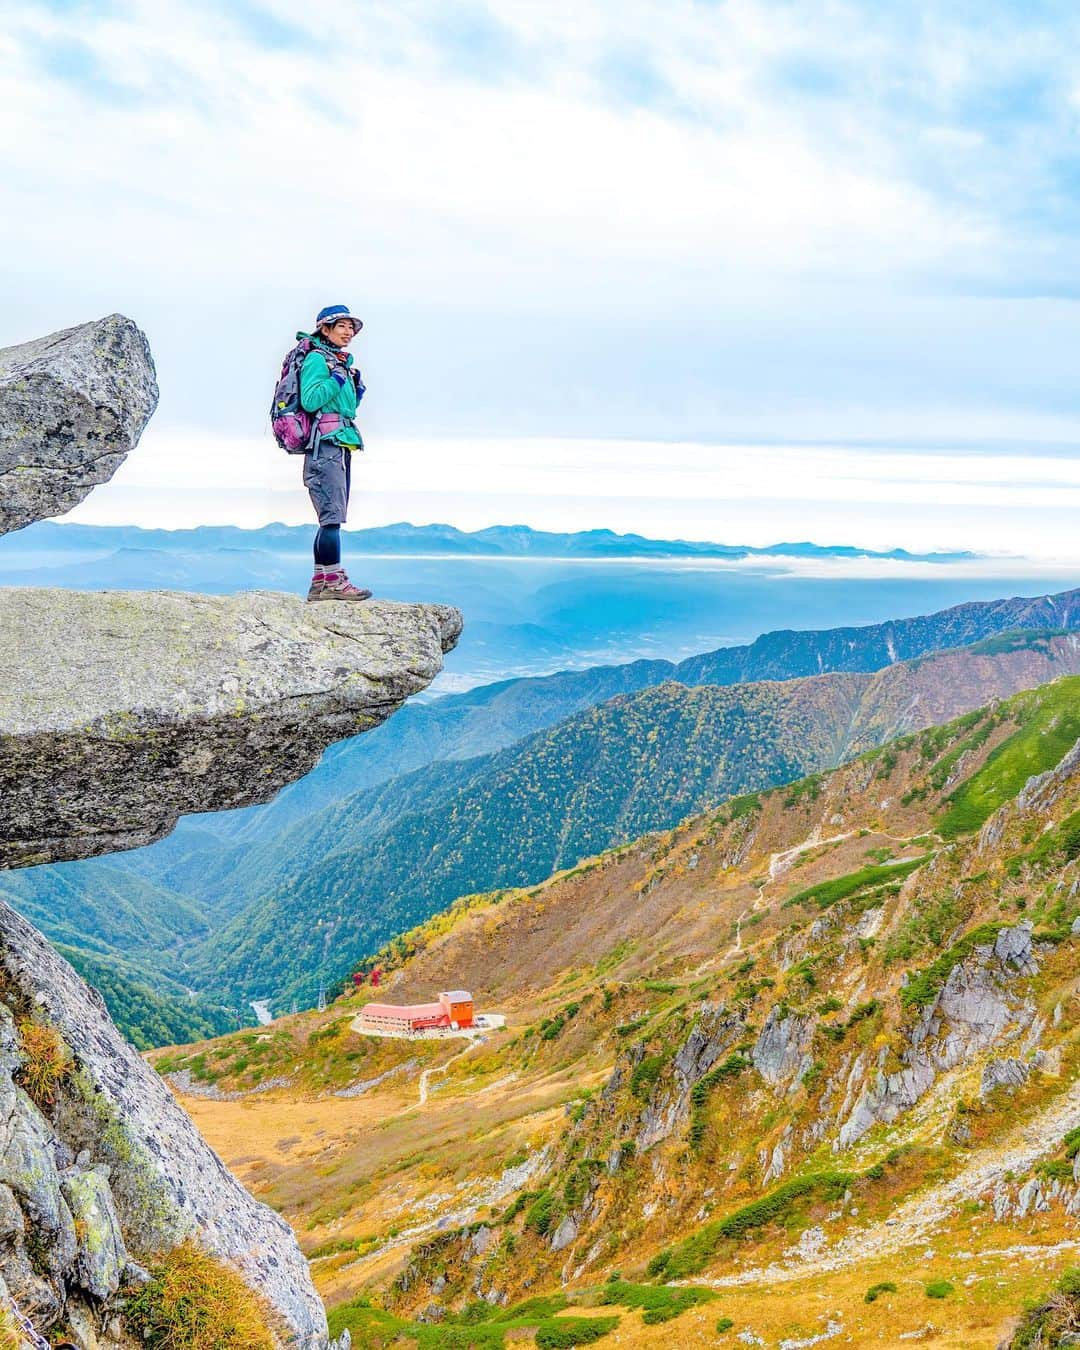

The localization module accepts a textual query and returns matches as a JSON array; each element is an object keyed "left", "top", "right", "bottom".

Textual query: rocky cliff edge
[{"left": 0, "top": 588, "right": 461, "bottom": 868}]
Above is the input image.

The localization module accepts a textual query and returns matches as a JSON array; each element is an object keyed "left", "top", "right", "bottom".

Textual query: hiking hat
[{"left": 315, "top": 304, "right": 363, "bottom": 332}]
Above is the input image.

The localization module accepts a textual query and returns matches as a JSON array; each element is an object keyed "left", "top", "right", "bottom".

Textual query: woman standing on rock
[{"left": 299, "top": 304, "right": 371, "bottom": 602}]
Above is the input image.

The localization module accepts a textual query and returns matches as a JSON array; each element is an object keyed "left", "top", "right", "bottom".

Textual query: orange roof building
[{"left": 358, "top": 990, "right": 475, "bottom": 1035}]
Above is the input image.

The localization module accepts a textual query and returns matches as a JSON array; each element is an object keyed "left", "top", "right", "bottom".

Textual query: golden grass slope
[{"left": 152, "top": 676, "right": 1080, "bottom": 1349}]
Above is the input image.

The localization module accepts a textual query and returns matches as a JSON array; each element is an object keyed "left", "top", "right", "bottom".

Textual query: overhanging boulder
[
  {"left": 0, "top": 315, "right": 158, "bottom": 534},
  {"left": 0, "top": 589, "right": 462, "bottom": 867}
]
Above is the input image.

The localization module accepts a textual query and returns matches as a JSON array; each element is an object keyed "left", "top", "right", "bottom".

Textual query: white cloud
[
  {"left": 4, "top": 0, "right": 1080, "bottom": 554},
  {"left": 62, "top": 427, "right": 1080, "bottom": 566},
  {"left": 0, "top": 1, "right": 997, "bottom": 312}
]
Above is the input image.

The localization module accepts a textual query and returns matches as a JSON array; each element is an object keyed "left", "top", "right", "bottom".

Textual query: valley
[
  {"left": 151, "top": 673, "right": 1080, "bottom": 1348},
  {"left": 8, "top": 578, "right": 1080, "bottom": 1033}
]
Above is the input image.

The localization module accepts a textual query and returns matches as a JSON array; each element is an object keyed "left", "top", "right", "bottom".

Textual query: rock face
[
  {"left": 0, "top": 315, "right": 158, "bottom": 535},
  {"left": 0, "top": 900, "right": 327, "bottom": 1343},
  {"left": 837, "top": 924, "right": 1038, "bottom": 1148},
  {"left": 637, "top": 1004, "right": 744, "bottom": 1150},
  {"left": 752, "top": 1006, "right": 815, "bottom": 1091},
  {"left": 0, "top": 589, "right": 462, "bottom": 867}
]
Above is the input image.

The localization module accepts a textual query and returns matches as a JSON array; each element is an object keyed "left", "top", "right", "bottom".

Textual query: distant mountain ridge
[
  {"left": 186, "top": 630, "right": 1080, "bottom": 1006},
  {"left": 0, "top": 519, "right": 976, "bottom": 562},
  {"left": 209, "top": 582, "right": 1080, "bottom": 835}
]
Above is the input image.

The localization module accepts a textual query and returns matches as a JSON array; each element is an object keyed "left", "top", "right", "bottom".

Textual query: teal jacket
[{"left": 298, "top": 332, "right": 363, "bottom": 448}]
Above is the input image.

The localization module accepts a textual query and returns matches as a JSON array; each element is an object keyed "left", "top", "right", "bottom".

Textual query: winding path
[{"left": 418, "top": 1039, "right": 482, "bottom": 1105}]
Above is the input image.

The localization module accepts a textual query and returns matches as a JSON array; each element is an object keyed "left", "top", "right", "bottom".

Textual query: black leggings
[{"left": 314, "top": 525, "right": 341, "bottom": 566}]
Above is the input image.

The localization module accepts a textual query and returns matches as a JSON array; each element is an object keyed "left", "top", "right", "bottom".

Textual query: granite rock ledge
[
  {"left": 0, "top": 315, "right": 158, "bottom": 535},
  {"left": 0, "top": 589, "right": 462, "bottom": 867}
]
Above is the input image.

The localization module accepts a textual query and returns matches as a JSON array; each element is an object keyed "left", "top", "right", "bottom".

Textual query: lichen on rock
[{"left": 0, "top": 893, "right": 327, "bottom": 1345}]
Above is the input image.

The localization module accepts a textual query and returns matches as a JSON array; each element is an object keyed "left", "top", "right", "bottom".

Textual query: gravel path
[{"left": 699, "top": 1074, "right": 1080, "bottom": 1289}]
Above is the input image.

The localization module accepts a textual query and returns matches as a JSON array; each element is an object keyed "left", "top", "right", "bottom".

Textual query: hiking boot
[
  {"left": 315, "top": 569, "right": 372, "bottom": 602},
  {"left": 306, "top": 573, "right": 325, "bottom": 602}
]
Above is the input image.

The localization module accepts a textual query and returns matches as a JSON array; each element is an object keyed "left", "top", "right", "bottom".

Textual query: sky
[{"left": 2, "top": 1, "right": 1080, "bottom": 557}]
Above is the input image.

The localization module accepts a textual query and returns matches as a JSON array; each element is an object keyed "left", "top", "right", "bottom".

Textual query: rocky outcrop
[
  {"left": 0, "top": 589, "right": 462, "bottom": 867},
  {"left": 0, "top": 867, "right": 327, "bottom": 1345},
  {"left": 752, "top": 1006, "right": 815, "bottom": 1092},
  {"left": 636, "top": 1004, "right": 744, "bottom": 1150},
  {"left": 837, "top": 924, "right": 1038, "bottom": 1148},
  {"left": 0, "top": 316, "right": 158, "bottom": 535},
  {"left": 0, "top": 316, "right": 463, "bottom": 1345},
  {"left": 981, "top": 1057, "right": 1030, "bottom": 1097}
]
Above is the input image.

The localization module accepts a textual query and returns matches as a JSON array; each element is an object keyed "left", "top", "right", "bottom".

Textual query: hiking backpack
[
  {"left": 270, "top": 341, "right": 366, "bottom": 453},
  {"left": 270, "top": 338, "right": 318, "bottom": 453}
]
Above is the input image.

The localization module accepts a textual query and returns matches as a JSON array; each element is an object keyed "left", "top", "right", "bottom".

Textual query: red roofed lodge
[{"left": 358, "top": 990, "right": 475, "bottom": 1036}]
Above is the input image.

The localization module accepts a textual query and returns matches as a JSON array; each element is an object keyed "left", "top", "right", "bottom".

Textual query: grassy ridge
[
  {"left": 937, "top": 677, "right": 1080, "bottom": 838},
  {"left": 783, "top": 856, "right": 929, "bottom": 911}
]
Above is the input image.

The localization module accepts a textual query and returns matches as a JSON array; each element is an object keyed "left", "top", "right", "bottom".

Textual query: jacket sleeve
[{"left": 300, "top": 353, "right": 341, "bottom": 412}]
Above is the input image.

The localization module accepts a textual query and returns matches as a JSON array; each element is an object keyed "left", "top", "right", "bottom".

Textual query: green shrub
[
  {"left": 501, "top": 1189, "right": 538, "bottom": 1224},
  {"left": 721, "top": 793, "right": 762, "bottom": 823},
  {"left": 615, "top": 1016, "right": 650, "bottom": 1039},
  {"left": 688, "top": 1054, "right": 751, "bottom": 1150},
  {"left": 925, "top": 1280, "right": 954, "bottom": 1299},
  {"left": 864, "top": 1281, "right": 897, "bottom": 1303},
  {"left": 846, "top": 999, "right": 880, "bottom": 1028},
  {"left": 716, "top": 1317, "right": 735, "bottom": 1333},
  {"left": 646, "top": 1172, "right": 852, "bottom": 1279},
  {"left": 457, "top": 1300, "right": 497, "bottom": 1325},
  {"left": 783, "top": 857, "right": 928, "bottom": 912},
  {"left": 493, "top": 1295, "right": 568, "bottom": 1322},
  {"left": 524, "top": 1190, "right": 560, "bottom": 1237},
  {"left": 598, "top": 1281, "right": 716, "bottom": 1323},
  {"left": 563, "top": 1160, "right": 603, "bottom": 1210},
  {"left": 630, "top": 1054, "right": 667, "bottom": 1100},
  {"left": 534, "top": 1317, "right": 619, "bottom": 1348},
  {"left": 1009, "top": 1267, "right": 1080, "bottom": 1349},
  {"left": 1059, "top": 1268, "right": 1080, "bottom": 1297}
]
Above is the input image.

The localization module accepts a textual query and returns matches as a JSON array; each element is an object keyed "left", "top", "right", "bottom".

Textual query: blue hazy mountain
[{"left": 0, "top": 520, "right": 976, "bottom": 562}]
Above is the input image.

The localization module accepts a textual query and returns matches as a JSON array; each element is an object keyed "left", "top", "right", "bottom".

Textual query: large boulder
[
  {"left": 0, "top": 590, "right": 462, "bottom": 867},
  {"left": 0, "top": 315, "right": 158, "bottom": 534}
]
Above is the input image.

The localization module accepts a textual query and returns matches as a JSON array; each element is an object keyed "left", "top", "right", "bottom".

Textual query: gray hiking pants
[{"left": 303, "top": 443, "right": 352, "bottom": 526}]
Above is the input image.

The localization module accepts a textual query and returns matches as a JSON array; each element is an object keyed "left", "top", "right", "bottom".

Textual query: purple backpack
[{"left": 270, "top": 338, "right": 318, "bottom": 453}]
